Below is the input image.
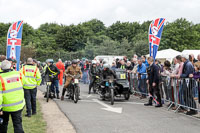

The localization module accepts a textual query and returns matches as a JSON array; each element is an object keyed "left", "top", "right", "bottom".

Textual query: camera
[{"left": 0, "top": 118, "right": 3, "bottom": 124}]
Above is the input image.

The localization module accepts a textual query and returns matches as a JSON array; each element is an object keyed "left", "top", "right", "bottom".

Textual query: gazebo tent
[
  {"left": 181, "top": 50, "right": 200, "bottom": 59},
  {"left": 146, "top": 49, "right": 181, "bottom": 63}
]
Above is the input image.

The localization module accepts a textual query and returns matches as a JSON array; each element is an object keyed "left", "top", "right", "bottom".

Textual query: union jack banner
[
  {"left": 7, "top": 21, "right": 24, "bottom": 71},
  {"left": 149, "top": 18, "right": 165, "bottom": 60}
]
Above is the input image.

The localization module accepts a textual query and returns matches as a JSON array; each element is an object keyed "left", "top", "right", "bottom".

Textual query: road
[{"left": 39, "top": 83, "right": 200, "bottom": 133}]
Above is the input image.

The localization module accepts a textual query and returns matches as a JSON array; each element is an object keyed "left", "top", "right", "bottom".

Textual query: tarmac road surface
[{"left": 39, "top": 83, "right": 200, "bottom": 133}]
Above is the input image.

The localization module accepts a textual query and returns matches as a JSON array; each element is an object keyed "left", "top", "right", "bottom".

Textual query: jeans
[
  {"left": 179, "top": 84, "right": 185, "bottom": 105},
  {"left": 82, "top": 70, "right": 89, "bottom": 84},
  {"left": 89, "top": 77, "right": 98, "bottom": 93},
  {"left": 138, "top": 78, "right": 147, "bottom": 96},
  {"left": 193, "top": 80, "right": 198, "bottom": 98},
  {"left": 0, "top": 109, "right": 24, "bottom": 133},
  {"left": 182, "top": 79, "right": 196, "bottom": 110},
  {"left": 24, "top": 88, "right": 37, "bottom": 115},
  {"left": 51, "top": 80, "right": 59, "bottom": 94}
]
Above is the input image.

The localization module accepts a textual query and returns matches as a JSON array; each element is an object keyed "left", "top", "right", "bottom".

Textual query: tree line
[{"left": 0, "top": 18, "right": 199, "bottom": 61}]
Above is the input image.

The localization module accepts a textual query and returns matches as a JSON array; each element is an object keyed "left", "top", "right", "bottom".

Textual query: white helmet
[
  {"left": 103, "top": 64, "right": 109, "bottom": 69},
  {"left": 92, "top": 60, "right": 97, "bottom": 64}
]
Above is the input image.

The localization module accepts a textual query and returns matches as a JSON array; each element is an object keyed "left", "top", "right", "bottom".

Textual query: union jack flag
[
  {"left": 7, "top": 21, "right": 24, "bottom": 71},
  {"left": 149, "top": 18, "right": 165, "bottom": 60}
]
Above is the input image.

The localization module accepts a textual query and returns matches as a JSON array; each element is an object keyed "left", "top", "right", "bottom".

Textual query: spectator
[
  {"left": 180, "top": 54, "right": 194, "bottom": 78},
  {"left": 189, "top": 63, "right": 200, "bottom": 101},
  {"left": 161, "top": 60, "right": 171, "bottom": 77},
  {"left": 197, "top": 54, "right": 200, "bottom": 62},
  {"left": 120, "top": 60, "right": 126, "bottom": 70},
  {"left": 171, "top": 55, "right": 184, "bottom": 78},
  {"left": 170, "top": 55, "right": 185, "bottom": 110},
  {"left": 0, "top": 55, "right": 6, "bottom": 72},
  {"left": 133, "top": 54, "right": 138, "bottom": 59},
  {"left": 161, "top": 60, "right": 173, "bottom": 104},
  {"left": 180, "top": 54, "right": 197, "bottom": 115},
  {"left": 141, "top": 55, "right": 149, "bottom": 67},
  {"left": 126, "top": 61, "right": 133, "bottom": 72},
  {"left": 82, "top": 60, "right": 90, "bottom": 84},
  {"left": 131, "top": 58, "right": 138, "bottom": 74},
  {"left": 116, "top": 59, "right": 121, "bottom": 68},
  {"left": 155, "top": 59, "right": 163, "bottom": 73},
  {"left": 144, "top": 57, "right": 162, "bottom": 107},
  {"left": 111, "top": 62, "right": 117, "bottom": 71},
  {"left": 171, "top": 58, "right": 179, "bottom": 75},
  {"left": 190, "top": 63, "right": 200, "bottom": 79},
  {"left": 33, "top": 59, "right": 37, "bottom": 66},
  {"left": 130, "top": 58, "right": 138, "bottom": 94},
  {"left": 189, "top": 54, "right": 198, "bottom": 64},
  {"left": 123, "top": 56, "right": 128, "bottom": 63},
  {"left": 137, "top": 58, "right": 147, "bottom": 98},
  {"left": 131, "top": 58, "right": 136, "bottom": 68}
]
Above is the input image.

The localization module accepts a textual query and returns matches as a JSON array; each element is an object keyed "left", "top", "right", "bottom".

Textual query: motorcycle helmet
[
  {"left": 103, "top": 64, "right": 109, "bottom": 69},
  {"left": 92, "top": 60, "right": 97, "bottom": 64},
  {"left": 72, "top": 59, "right": 78, "bottom": 64},
  {"left": 46, "top": 59, "right": 54, "bottom": 63}
]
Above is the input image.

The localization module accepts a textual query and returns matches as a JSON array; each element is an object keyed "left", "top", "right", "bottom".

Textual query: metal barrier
[
  {"left": 129, "top": 73, "right": 200, "bottom": 113},
  {"left": 129, "top": 73, "right": 148, "bottom": 96}
]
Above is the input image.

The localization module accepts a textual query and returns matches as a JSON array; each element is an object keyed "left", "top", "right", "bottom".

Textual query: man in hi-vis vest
[
  {"left": 0, "top": 60, "right": 26, "bottom": 133},
  {"left": 20, "top": 58, "right": 41, "bottom": 117}
]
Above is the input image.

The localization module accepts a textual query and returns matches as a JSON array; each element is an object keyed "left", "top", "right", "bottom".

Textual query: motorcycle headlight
[{"left": 109, "top": 79, "right": 113, "bottom": 83}]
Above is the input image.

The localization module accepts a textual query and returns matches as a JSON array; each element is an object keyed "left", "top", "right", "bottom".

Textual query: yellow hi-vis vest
[
  {"left": 44, "top": 64, "right": 47, "bottom": 73},
  {"left": 0, "top": 62, "right": 2, "bottom": 72},
  {"left": 20, "top": 65, "right": 42, "bottom": 89},
  {"left": 0, "top": 71, "right": 25, "bottom": 112}
]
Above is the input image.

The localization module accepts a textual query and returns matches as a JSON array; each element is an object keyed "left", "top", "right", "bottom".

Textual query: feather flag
[
  {"left": 149, "top": 18, "right": 165, "bottom": 60},
  {"left": 6, "top": 21, "right": 24, "bottom": 71}
]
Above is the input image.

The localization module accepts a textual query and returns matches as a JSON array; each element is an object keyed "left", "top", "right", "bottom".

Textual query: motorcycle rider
[
  {"left": 101, "top": 64, "right": 117, "bottom": 96},
  {"left": 88, "top": 60, "right": 100, "bottom": 94},
  {"left": 61, "top": 60, "right": 82, "bottom": 101},
  {"left": 45, "top": 59, "right": 60, "bottom": 99}
]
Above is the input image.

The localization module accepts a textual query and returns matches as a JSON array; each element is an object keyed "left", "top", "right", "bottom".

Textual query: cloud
[{"left": 0, "top": 0, "right": 200, "bottom": 28}]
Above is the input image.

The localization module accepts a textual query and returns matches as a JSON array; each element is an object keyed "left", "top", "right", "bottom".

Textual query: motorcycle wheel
[
  {"left": 74, "top": 86, "right": 79, "bottom": 103},
  {"left": 110, "top": 88, "right": 114, "bottom": 105},
  {"left": 46, "top": 85, "right": 50, "bottom": 102},
  {"left": 93, "top": 83, "right": 97, "bottom": 94},
  {"left": 124, "top": 93, "right": 130, "bottom": 100}
]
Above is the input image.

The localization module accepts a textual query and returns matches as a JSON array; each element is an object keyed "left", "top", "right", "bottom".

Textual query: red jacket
[{"left": 56, "top": 61, "right": 65, "bottom": 85}]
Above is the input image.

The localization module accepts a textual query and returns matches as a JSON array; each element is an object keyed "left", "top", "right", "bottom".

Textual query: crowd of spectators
[{"left": 62, "top": 53, "right": 200, "bottom": 115}]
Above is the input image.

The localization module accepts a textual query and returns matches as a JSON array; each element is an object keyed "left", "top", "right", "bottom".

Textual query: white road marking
[
  {"left": 114, "top": 102, "right": 144, "bottom": 105},
  {"left": 92, "top": 99, "right": 123, "bottom": 114},
  {"left": 87, "top": 95, "right": 92, "bottom": 98}
]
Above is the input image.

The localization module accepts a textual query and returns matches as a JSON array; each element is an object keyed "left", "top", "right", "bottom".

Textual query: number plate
[
  {"left": 47, "top": 82, "right": 51, "bottom": 85},
  {"left": 120, "top": 74, "right": 126, "bottom": 79},
  {"left": 74, "top": 79, "right": 79, "bottom": 83}
]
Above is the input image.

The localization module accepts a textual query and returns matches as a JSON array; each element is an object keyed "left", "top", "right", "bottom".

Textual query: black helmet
[{"left": 72, "top": 59, "right": 78, "bottom": 64}]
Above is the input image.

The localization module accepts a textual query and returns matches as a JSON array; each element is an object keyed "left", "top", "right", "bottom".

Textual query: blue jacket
[
  {"left": 144, "top": 60, "right": 149, "bottom": 67},
  {"left": 137, "top": 63, "right": 147, "bottom": 79},
  {"left": 180, "top": 60, "right": 194, "bottom": 78},
  {"left": 111, "top": 66, "right": 117, "bottom": 71}
]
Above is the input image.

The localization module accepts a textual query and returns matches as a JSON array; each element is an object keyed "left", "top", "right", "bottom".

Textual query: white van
[{"left": 94, "top": 55, "right": 125, "bottom": 66}]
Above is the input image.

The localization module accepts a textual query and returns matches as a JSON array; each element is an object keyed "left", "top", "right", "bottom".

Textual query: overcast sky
[{"left": 0, "top": 0, "right": 200, "bottom": 28}]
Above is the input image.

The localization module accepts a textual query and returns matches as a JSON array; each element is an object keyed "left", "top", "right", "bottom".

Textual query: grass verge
[{"left": 8, "top": 100, "right": 46, "bottom": 133}]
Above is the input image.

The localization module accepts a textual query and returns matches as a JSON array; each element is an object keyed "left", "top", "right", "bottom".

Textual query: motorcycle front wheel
[
  {"left": 46, "top": 85, "right": 50, "bottom": 102},
  {"left": 110, "top": 88, "right": 114, "bottom": 105},
  {"left": 74, "top": 86, "right": 79, "bottom": 103}
]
